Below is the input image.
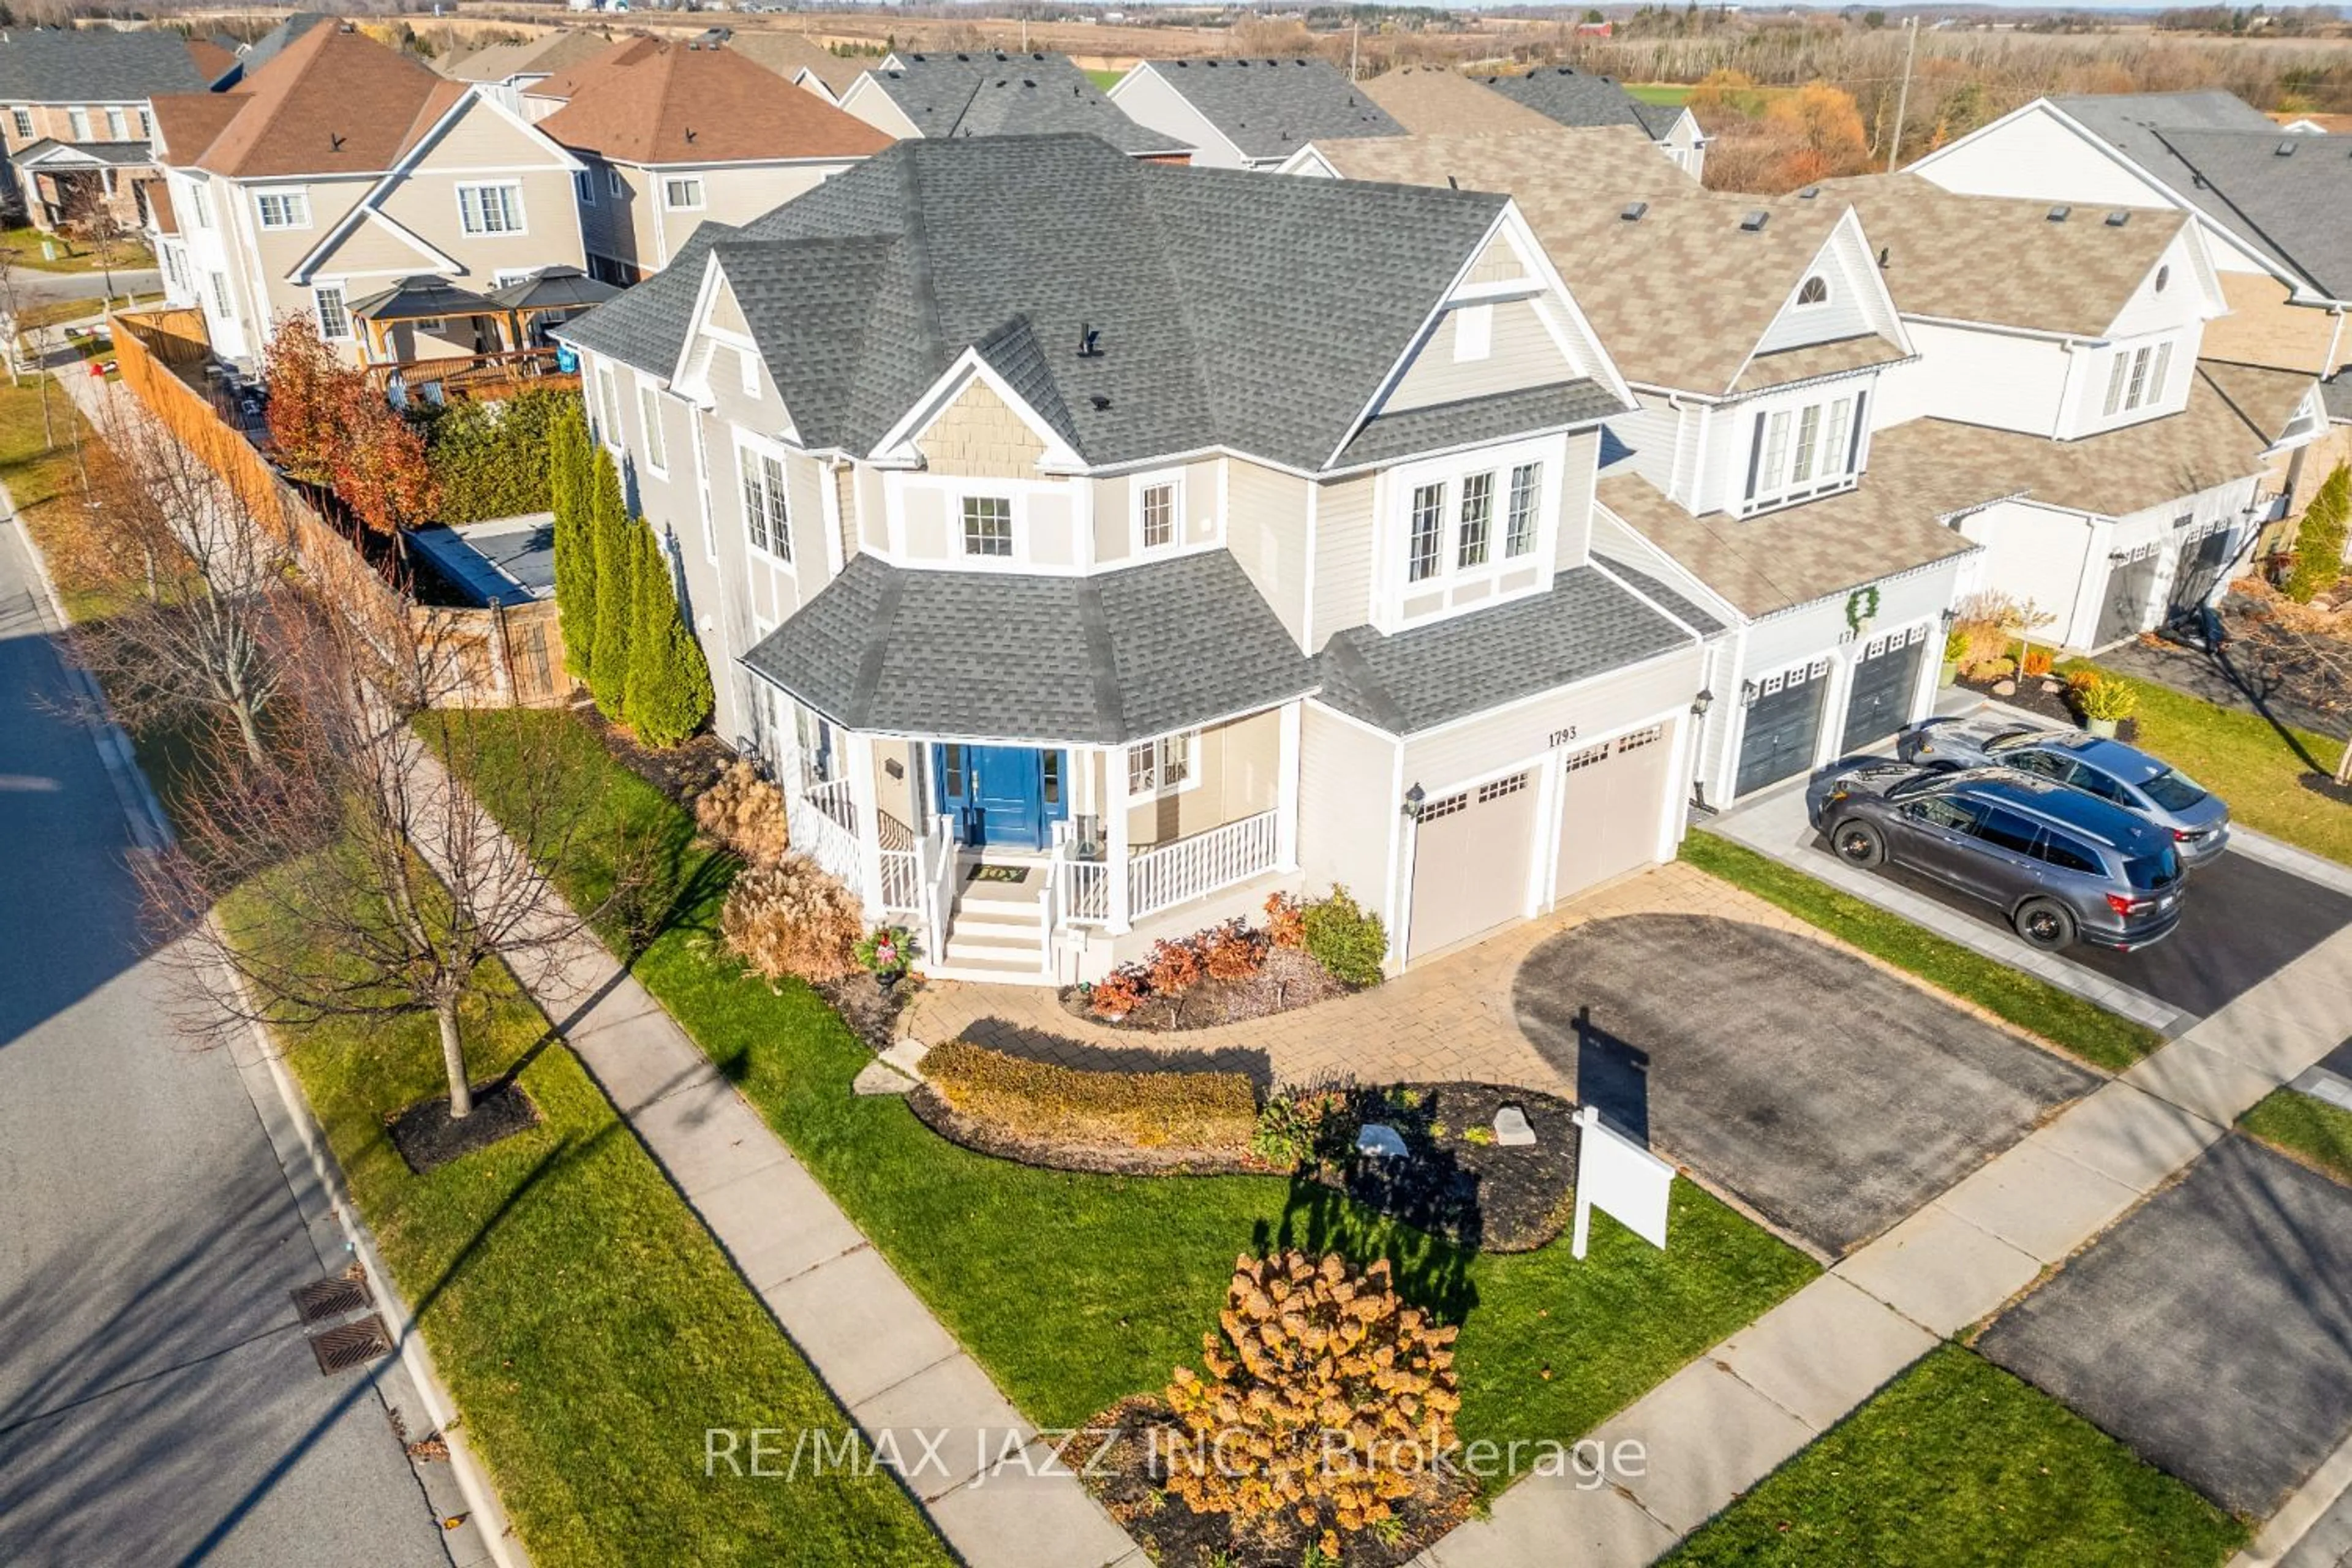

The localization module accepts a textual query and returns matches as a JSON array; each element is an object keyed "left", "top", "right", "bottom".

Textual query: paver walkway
[
  {"left": 902, "top": 860, "right": 2069, "bottom": 1091},
  {"left": 1421, "top": 919, "right": 2352, "bottom": 1567}
]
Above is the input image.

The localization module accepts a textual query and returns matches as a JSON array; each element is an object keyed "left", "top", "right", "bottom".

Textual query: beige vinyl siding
[
  {"left": 375, "top": 161, "right": 583, "bottom": 278},
  {"left": 1026, "top": 488, "right": 1080, "bottom": 568},
  {"left": 302, "top": 209, "right": 434, "bottom": 279},
  {"left": 1400, "top": 643, "right": 1702, "bottom": 790},
  {"left": 1223, "top": 458, "right": 1309, "bottom": 646},
  {"left": 1384, "top": 298, "right": 1577, "bottom": 414},
  {"left": 425, "top": 94, "right": 548, "bottom": 165},
  {"left": 1308, "top": 472, "right": 1376, "bottom": 649},
  {"left": 1297, "top": 702, "right": 1400, "bottom": 909},
  {"left": 1092, "top": 473, "right": 1132, "bottom": 564},
  {"left": 1125, "top": 708, "right": 1281, "bottom": 847}
]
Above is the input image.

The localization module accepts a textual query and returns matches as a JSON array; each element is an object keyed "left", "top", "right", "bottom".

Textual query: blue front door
[{"left": 936, "top": 745, "right": 1063, "bottom": 850}]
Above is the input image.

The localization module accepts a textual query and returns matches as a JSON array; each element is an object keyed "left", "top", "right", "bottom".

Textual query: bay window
[
  {"left": 1743, "top": 388, "right": 1866, "bottom": 513},
  {"left": 1398, "top": 453, "right": 1545, "bottom": 604}
]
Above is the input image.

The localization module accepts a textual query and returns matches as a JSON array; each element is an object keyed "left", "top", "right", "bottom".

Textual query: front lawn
[
  {"left": 223, "top": 869, "right": 948, "bottom": 1568},
  {"left": 437, "top": 709, "right": 1819, "bottom": 1457},
  {"left": 1664, "top": 1343, "right": 2245, "bottom": 1567},
  {"left": 1, "top": 224, "right": 153, "bottom": 274},
  {"left": 2067, "top": 660, "right": 2351, "bottom": 867},
  {"left": 1681, "top": 831, "right": 2165, "bottom": 1071},
  {"left": 2239, "top": 1088, "right": 2352, "bottom": 1187}
]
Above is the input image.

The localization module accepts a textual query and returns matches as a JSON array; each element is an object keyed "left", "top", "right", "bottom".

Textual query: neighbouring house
[
  {"left": 1105, "top": 56, "right": 1401, "bottom": 170},
  {"left": 1479, "top": 67, "right": 1708, "bottom": 181},
  {"left": 558, "top": 132, "right": 1716, "bottom": 983},
  {"left": 1355, "top": 68, "right": 1562, "bottom": 139},
  {"left": 442, "top": 28, "right": 616, "bottom": 99},
  {"left": 1824, "top": 175, "right": 2325, "bottom": 646},
  {"left": 148, "top": 22, "right": 587, "bottom": 374},
  {"left": 1276, "top": 123, "right": 1696, "bottom": 198},
  {"left": 1910, "top": 92, "right": 2351, "bottom": 378},
  {"left": 836, "top": 50, "right": 1191, "bottom": 161},
  {"left": 709, "top": 28, "right": 872, "bottom": 105},
  {"left": 530, "top": 34, "right": 889, "bottom": 283},
  {"left": 0, "top": 27, "right": 220, "bottom": 235}
]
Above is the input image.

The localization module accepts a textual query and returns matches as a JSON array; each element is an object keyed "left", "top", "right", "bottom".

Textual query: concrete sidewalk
[
  {"left": 1425, "top": 919, "right": 2352, "bottom": 1567},
  {"left": 399, "top": 749, "right": 1139, "bottom": 1568}
]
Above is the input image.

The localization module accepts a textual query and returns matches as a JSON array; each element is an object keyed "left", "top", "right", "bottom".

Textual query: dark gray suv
[{"left": 1804, "top": 761, "right": 2185, "bottom": 952}]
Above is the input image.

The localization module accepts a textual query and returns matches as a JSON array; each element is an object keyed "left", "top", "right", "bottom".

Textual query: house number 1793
[{"left": 1547, "top": 726, "right": 1579, "bottom": 748}]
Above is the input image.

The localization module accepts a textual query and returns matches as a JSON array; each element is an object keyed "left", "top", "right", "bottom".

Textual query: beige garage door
[
  {"left": 1408, "top": 769, "right": 1540, "bottom": 960},
  {"left": 1553, "top": 724, "right": 1673, "bottom": 904}
]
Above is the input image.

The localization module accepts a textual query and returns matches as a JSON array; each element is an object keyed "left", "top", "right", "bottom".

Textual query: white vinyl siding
[{"left": 637, "top": 382, "right": 667, "bottom": 474}]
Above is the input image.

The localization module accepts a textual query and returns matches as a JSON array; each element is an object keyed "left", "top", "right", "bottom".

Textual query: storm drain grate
[
  {"left": 291, "top": 1273, "right": 372, "bottom": 1324},
  {"left": 308, "top": 1314, "right": 394, "bottom": 1375}
]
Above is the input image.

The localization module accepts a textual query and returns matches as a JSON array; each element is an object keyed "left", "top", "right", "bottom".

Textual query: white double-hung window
[
  {"left": 456, "top": 182, "right": 525, "bottom": 236},
  {"left": 1743, "top": 387, "right": 1866, "bottom": 513},
  {"left": 1398, "top": 450, "right": 1544, "bottom": 598},
  {"left": 961, "top": 495, "right": 1013, "bottom": 559},
  {"left": 254, "top": 188, "right": 310, "bottom": 230},
  {"left": 662, "top": 176, "right": 705, "bottom": 211},
  {"left": 739, "top": 445, "right": 791, "bottom": 562},
  {"left": 637, "top": 381, "right": 668, "bottom": 474},
  {"left": 1126, "top": 731, "right": 1194, "bottom": 799},
  {"left": 2102, "top": 340, "right": 2173, "bottom": 419},
  {"left": 1131, "top": 469, "right": 1183, "bottom": 552},
  {"left": 313, "top": 284, "right": 350, "bottom": 341}
]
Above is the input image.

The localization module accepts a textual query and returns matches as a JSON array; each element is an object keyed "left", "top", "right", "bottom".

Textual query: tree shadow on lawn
[{"left": 1257, "top": 1176, "right": 1479, "bottom": 1329}]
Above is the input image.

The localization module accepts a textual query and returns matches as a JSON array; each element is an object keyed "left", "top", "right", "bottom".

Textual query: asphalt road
[
  {"left": 9, "top": 266, "right": 162, "bottom": 312},
  {"left": 0, "top": 518, "right": 448, "bottom": 1566},
  {"left": 1512, "top": 913, "right": 2095, "bottom": 1255}
]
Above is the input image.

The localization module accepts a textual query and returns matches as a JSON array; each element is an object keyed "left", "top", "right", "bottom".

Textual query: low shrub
[
  {"left": 1086, "top": 969, "right": 1148, "bottom": 1019},
  {"left": 2020, "top": 646, "right": 2055, "bottom": 679},
  {"left": 1250, "top": 1090, "right": 1346, "bottom": 1169},
  {"left": 920, "top": 1040, "right": 1259, "bottom": 1152},
  {"left": 1145, "top": 937, "right": 1203, "bottom": 995},
  {"left": 1300, "top": 886, "right": 1387, "bottom": 988},
  {"left": 693, "top": 758, "right": 789, "bottom": 865},
  {"left": 1199, "top": 920, "right": 1268, "bottom": 981},
  {"left": 718, "top": 853, "right": 862, "bottom": 984},
  {"left": 2073, "top": 674, "right": 2139, "bottom": 723},
  {"left": 417, "top": 386, "right": 576, "bottom": 524},
  {"left": 1964, "top": 656, "right": 2016, "bottom": 682},
  {"left": 1264, "top": 891, "right": 1306, "bottom": 950}
]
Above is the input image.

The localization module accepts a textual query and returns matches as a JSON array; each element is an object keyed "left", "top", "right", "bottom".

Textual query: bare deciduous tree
[
  {"left": 62, "top": 405, "right": 295, "bottom": 764},
  {"left": 147, "top": 606, "right": 643, "bottom": 1126}
]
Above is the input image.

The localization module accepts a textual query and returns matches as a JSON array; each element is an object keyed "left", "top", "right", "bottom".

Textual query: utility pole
[
  {"left": 1348, "top": 21, "right": 1359, "bottom": 83},
  {"left": 1886, "top": 15, "right": 1918, "bottom": 173}
]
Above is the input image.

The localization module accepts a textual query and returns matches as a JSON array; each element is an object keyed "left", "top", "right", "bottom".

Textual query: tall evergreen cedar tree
[
  {"left": 625, "top": 521, "right": 715, "bottom": 748},
  {"left": 2287, "top": 462, "right": 2350, "bottom": 605},
  {"left": 587, "top": 447, "right": 633, "bottom": 717},
  {"left": 547, "top": 404, "right": 598, "bottom": 683}
]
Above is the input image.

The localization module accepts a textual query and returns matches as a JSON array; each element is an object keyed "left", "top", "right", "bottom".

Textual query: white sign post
[{"left": 1571, "top": 1104, "right": 1675, "bottom": 1261}]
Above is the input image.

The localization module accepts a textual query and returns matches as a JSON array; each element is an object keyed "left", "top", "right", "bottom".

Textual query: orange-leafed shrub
[
  {"left": 719, "top": 853, "right": 861, "bottom": 984},
  {"left": 1200, "top": 920, "right": 1268, "bottom": 982},
  {"left": 1264, "top": 892, "right": 1306, "bottom": 950},
  {"left": 1088, "top": 969, "right": 1148, "bottom": 1019},
  {"left": 1147, "top": 937, "right": 1204, "bottom": 995},
  {"left": 2021, "top": 647, "right": 2055, "bottom": 679}
]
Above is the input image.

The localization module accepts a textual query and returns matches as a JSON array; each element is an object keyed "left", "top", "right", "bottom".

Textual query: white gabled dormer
[
  {"left": 1744, "top": 206, "right": 1909, "bottom": 363},
  {"left": 1336, "top": 202, "right": 1634, "bottom": 636}
]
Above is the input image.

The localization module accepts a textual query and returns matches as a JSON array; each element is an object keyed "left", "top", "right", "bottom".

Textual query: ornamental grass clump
[
  {"left": 694, "top": 759, "right": 790, "bottom": 865},
  {"left": 718, "top": 853, "right": 862, "bottom": 984},
  {"left": 1165, "top": 1252, "right": 1460, "bottom": 1557}
]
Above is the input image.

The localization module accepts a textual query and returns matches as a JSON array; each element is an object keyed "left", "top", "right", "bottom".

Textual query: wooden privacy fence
[{"left": 110, "top": 308, "right": 572, "bottom": 710}]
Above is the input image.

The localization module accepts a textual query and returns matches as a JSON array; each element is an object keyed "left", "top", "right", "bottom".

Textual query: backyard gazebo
[
  {"left": 484, "top": 266, "right": 620, "bottom": 350},
  {"left": 348, "top": 275, "right": 504, "bottom": 368}
]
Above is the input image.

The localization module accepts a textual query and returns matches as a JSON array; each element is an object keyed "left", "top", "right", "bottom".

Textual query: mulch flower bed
[
  {"left": 1952, "top": 674, "right": 2139, "bottom": 744},
  {"left": 903, "top": 1087, "right": 1271, "bottom": 1177},
  {"left": 388, "top": 1079, "right": 541, "bottom": 1174},
  {"left": 816, "top": 971, "right": 913, "bottom": 1054},
  {"left": 1061, "top": 947, "right": 1350, "bottom": 1032},
  {"left": 1301, "top": 1082, "right": 1581, "bottom": 1253},
  {"left": 576, "top": 699, "right": 731, "bottom": 810},
  {"left": 1081, "top": 1393, "right": 1477, "bottom": 1568}
]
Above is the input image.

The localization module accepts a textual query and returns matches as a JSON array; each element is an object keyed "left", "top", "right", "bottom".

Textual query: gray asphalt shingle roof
[
  {"left": 1313, "top": 565, "right": 1698, "bottom": 735},
  {"left": 562, "top": 134, "right": 1611, "bottom": 472},
  {"left": 2324, "top": 370, "right": 2352, "bottom": 423},
  {"left": 13, "top": 138, "right": 156, "bottom": 166},
  {"left": 869, "top": 51, "right": 1188, "bottom": 156},
  {"left": 2051, "top": 92, "right": 2352, "bottom": 300},
  {"left": 0, "top": 28, "right": 209, "bottom": 102},
  {"left": 1594, "top": 554, "right": 1724, "bottom": 636},
  {"left": 1482, "top": 67, "right": 1660, "bottom": 137},
  {"left": 1333, "top": 383, "right": 1627, "bottom": 469},
  {"left": 1140, "top": 56, "right": 1403, "bottom": 161},
  {"left": 740, "top": 551, "right": 1316, "bottom": 743}
]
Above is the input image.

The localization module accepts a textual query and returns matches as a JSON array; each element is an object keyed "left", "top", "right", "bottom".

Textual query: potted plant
[
  {"left": 2073, "top": 674, "right": 2138, "bottom": 739},
  {"left": 1940, "top": 627, "right": 1968, "bottom": 688},
  {"left": 856, "top": 924, "right": 917, "bottom": 991}
]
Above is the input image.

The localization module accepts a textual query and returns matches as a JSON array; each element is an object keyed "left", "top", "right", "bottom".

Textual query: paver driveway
[
  {"left": 1979, "top": 1136, "right": 2352, "bottom": 1519},
  {"left": 1512, "top": 913, "right": 2097, "bottom": 1255}
]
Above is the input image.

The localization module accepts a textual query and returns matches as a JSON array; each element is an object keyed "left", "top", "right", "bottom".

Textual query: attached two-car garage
[
  {"left": 1406, "top": 722, "right": 1679, "bottom": 961},
  {"left": 1733, "top": 623, "right": 1934, "bottom": 799}
]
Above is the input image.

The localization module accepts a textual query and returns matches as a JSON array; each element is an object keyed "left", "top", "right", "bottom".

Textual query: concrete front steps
[{"left": 927, "top": 864, "right": 1055, "bottom": 984}]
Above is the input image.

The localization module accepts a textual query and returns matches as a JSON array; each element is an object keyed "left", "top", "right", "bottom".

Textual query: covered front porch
[{"left": 769, "top": 708, "right": 1301, "bottom": 985}]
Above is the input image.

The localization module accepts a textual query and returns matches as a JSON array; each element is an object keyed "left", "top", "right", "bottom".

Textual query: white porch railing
[
  {"left": 788, "top": 779, "right": 863, "bottom": 894},
  {"left": 1128, "top": 809, "right": 1281, "bottom": 922},
  {"left": 1058, "top": 854, "right": 1112, "bottom": 927}
]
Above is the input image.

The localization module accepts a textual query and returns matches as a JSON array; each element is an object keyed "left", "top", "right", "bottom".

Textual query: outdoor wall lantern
[
  {"left": 1401, "top": 783, "right": 1427, "bottom": 820},
  {"left": 1691, "top": 688, "right": 1714, "bottom": 718}
]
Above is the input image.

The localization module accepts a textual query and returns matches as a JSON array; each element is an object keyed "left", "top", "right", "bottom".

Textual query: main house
[
  {"left": 1106, "top": 57, "right": 1403, "bottom": 170},
  {"left": 835, "top": 50, "right": 1191, "bottom": 162},
  {"left": 560, "top": 132, "right": 1720, "bottom": 983},
  {"left": 0, "top": 26, "right": 219, "bottom": 235},
  {"left": 149, "top": 22, "right": 586, "bottom": 371},
  {"left": 528, "top": 34, "right": 890, "bottom": 282}
]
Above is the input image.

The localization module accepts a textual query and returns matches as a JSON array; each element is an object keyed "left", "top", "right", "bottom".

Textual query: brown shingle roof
[
  {"left": 1358, "top": 69, "right": 1561, "bottom": 137},
  {"left": 162, "top": 24, "right": 464, "bottom": 179},
  {"left": 1814, "top": 174, "right": 2187, "bottom": 337},
  {"left": 184, "top": 37, "right": 238, "bottom": 85},
  {"left": 1303, "top": 123, "right": 1689, "bottom": 198},
  {"left": 537, "top": 37, "right": 889, "bottom": 166},
  {"left": 2199, "top": 357, "right": 2319, "bottom": 443},
  {"left": 445, "top": 29, "right": 612, "bottom": 85},
  {"left": 1600, "top": 438, "right": 1987, "bottom": 618},
  {"left": 718, "top": 29, "right": 870, "bottom": 96},
  {"left": 1734, "top": 334, "right": 1912, "bottom": 393},
  {"left": 149, "top": 91, "right": 247, "bottom": 164}
]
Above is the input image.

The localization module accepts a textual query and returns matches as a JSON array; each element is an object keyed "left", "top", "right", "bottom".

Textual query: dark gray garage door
[
  {"left": 1840, "top": 628, "right": 1927, "bottom": 755},
  {"left": 2169, "top": 529, "right": 2233, "bottom": 614},
  {"left": 2095, "top": 548, "right": 2162, "bottom": 647},
  {"left": 1736, "top": 660, "right": 1828, "bottom": 796}
]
